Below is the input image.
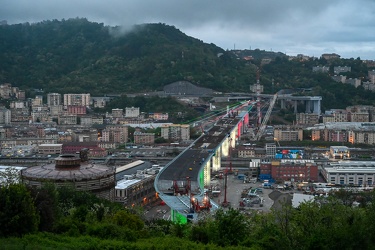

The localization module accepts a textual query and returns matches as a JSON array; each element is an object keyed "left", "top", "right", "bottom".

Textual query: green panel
[
  {"left": 199, "top": 169, "right": 204, "bottom": 188},
  {"left": 171, "top": 209, "right": 187, "bottom": 224}
]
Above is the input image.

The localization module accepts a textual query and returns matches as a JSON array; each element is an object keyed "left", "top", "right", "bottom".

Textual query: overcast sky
[{"left": 2, "top": 0, "right": 375, "bottom": 59}]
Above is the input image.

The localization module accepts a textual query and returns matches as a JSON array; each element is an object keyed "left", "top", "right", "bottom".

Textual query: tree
[
  {"left": 0, "top": 184, "right": 40, "bottom": 236},
  {"left": 214, "top": 208, "right": 249, "bottom": 246}
]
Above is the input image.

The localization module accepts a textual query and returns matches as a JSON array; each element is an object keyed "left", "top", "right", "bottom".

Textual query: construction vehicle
[{"left": 191, "top": 193, "right": 212, "bottom": 212}]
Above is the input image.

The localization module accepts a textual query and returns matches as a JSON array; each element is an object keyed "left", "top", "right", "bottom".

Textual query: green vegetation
[
  {"left": 0, "top": 18, "right": 254, "bottom": 95},
  {"left": 1, "top": 18, "right": 375, "bottom": 111},
  {"left": 2, "top": 181, "right": 375, "bottom": 249}
]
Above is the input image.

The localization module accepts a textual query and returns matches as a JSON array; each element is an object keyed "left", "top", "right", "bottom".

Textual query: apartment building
[
  {"left": 63, "top": 93, "right": 90, "bottom": 106},
  {"left": 133, "top": 132, "right": 155, "bottom": 145},
  {"left": 312, "top": 66, "right": 329, "bottom": 73},
  {"left": 67, "top": 105, "right": 87, "bottom": 115},
  {"left": 112, "top": 108, "right": 123, "bottom": 118},
  {"left": 350, "top": 112, "right": 370, "bottom": 122},
  {"left": 58, "top": 115, "right": 77, "bottom": 125},
  {"left": 149, "top": 113, "right": 169, "bottom": 121},
  {"left": 346, "top": 78, "right": 361, "bottom": 88},
  {"left": 348, "top": 130, "right": 375, "bottom": 145},
  {"left": 334, "top": 66, "right": 351, "bottom": 74},
  {"left": 32, "top": 95, "right": 43, "bottom": 107},
  {"left": 273, "top": 125, "right": 303, "bottom": 141},
  {"left": 161, "top": 124, "right": 190, "bottom": 141},
  {"left": 105, "top": 125, "right": 128, "bottom": 143},
  {"left": 0, "top": 107, "right": 11, "bottom": 125},
  {"left": 47, "top": 93, "right": 62, "bottom": 106},
  {"left": 125, "top": 107, "right": 140, "bottom": 118},
  {"left": 48, "top": 105, "right": 62, "bottom": 116},
  {"left": 296, "top": 113, "right": 319, "bottom": 125}
]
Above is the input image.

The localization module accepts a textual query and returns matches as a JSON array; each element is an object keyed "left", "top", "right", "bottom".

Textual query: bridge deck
[{"left": 158, "top": 116, "right": 241, "bottom": 183}]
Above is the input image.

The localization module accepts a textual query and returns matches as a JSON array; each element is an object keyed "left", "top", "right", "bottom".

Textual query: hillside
[
  {"left": 0, "top": 18, "right": 255, "bottom": 95},
  {"left": 1, "top": 18, "right": 375, "bottom": 110}
]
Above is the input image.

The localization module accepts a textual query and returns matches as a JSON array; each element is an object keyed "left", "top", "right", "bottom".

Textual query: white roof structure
[
  {"left": 324, "top": 161, "right": 375, "bottom": 174},
  {"left": 292, "top": 193, "right": 315, "bottom": 208},
  {"left": 307, "top": 122, "right": 375, "bottom": 131}
]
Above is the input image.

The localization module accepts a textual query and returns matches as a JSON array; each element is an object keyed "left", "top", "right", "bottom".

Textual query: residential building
[
  {"left": 265, "top": 143, "right": 276, "bottom": 158},
  {"left": 133, "top": 131, "right": 155, "bottom": 145},
  {"left": 345, "top": 78, "right": 361, "bottom": 88},
  {"left": 321, "top": 53, "right": 340, "bottom": 60},
  {"left": 58, "top": 115, "right": 77, "bottom": 125},
  {"left": 312, "top": 66, "right": 329, "bottom": 73},
  {"left": 115, "top": 174, "right": 157, "bottom": 206},
  {"left": 311, "top": 129, "right": 321, "bottom": 141},
  {"left": 334, "top": 66, "right": 351, "bottom": 74},
  {"left": 67, "top": 105, "right": 86, "bottom": 115},
  {"left": 125, "top": 107, "right": 140, "bottom": 118},
  {"left": 71, "top": 129, "right": 98, "bottom": 142},
  {"left": 112, "top": 108, "right": 123, "bottom": 118},
  {"left": 296, "top": 113, "right": 319, "bottom": 125},
  {"left": 369, "top": 70, "right": 375, "bottom": 83},
  {"left": 50, "top": 105, "right": 63, "bottom": 116},
  {"left": 149, "top": 113, "right": 169, "bottom": 121},
  {"left": 350, "top": 112, "right": 369, "bottom": 122},
  {"left": 236, "top": 146, "right": 256, "bottom": 158},
  {"left": 0, "top": 107, "right": 11, "bottom": 125},
  {"left": 362, "top": 81, "right": 375, "bottom": 92},
  {"left": 91, "top": 97, "right": 111, "bottom": 108},
  {"left": 348, "top": 130, "right": 375, "bottom": 145},
  {"left": 104, "top": 125, "right": 128, "bottom": 143},
  {"left": 32, "top": 95, "right": 43, "bottom": 107},
  {"left": 161, "top": 124, "right": 190, "bottom": 141},
  {"left": 0, "top": 83, "right": 12, "bottom": 99},
  {"left": 63, "top": 93, "right": 90, "bottom": 106},
  {"left": 322, "top": 114, "right": 335, "bottom": 123},
  {"left": 47, "top": 93, "right": 61, "bottom": 106},
  {"left": 332, "top": 75, "right": 346, "bottom": 83},
  {"left": 273, "top": 125, "right": 303, "bottom": 141}
]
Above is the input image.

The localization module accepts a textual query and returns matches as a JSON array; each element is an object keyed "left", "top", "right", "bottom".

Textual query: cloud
[{"left": 1, "top": 0, "right": 375, "bottom": 59}]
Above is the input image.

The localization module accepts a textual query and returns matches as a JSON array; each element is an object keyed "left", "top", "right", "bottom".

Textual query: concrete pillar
[
  {"left": 281, "top": 100, "right": 286, "bottom": 109},
  {"left": 294, "top": 100, "right": 298, "bottom": 113},
  {"left": 305, "top": 100, "right": 311, "bottom": 113},
  {"left": 313, "top": 100, "right": 321, "bottom": 114}
]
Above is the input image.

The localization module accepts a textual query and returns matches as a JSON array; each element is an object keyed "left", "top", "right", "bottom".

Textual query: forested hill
[
  {"left": 2, "top": 18, "right": 375, "bottom": 110},
  {"left": 0, "top": 18, "right": 256, "bottom": 95}
]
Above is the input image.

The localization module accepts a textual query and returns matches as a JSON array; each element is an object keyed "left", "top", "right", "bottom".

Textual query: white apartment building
[
  {"left": 125, "top": 107, "right": 140, "bottom": 118},
  {"left": 63, "top": 93, "right": 90, "bottom": 106}
]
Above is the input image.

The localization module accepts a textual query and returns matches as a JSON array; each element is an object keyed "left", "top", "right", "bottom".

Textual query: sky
[{"left": 2, "top": 0, "right": 375, "bottom": 59}]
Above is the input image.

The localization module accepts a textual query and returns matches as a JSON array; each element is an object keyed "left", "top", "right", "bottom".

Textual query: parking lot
[{"left": 210, "top": 174, "right": 276, "bottom": 212}]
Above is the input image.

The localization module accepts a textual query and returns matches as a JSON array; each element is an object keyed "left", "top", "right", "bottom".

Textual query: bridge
[
  {"left": 154, "top": 102, "right": 253, "bottom": 223},
  {"left": 215, "top": 93, "right": 322, "bottom": 114}
]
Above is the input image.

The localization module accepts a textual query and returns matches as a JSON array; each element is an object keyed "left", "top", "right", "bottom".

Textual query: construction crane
[{"left": 255, "top": 93, "right": 278, "bottom": 141}]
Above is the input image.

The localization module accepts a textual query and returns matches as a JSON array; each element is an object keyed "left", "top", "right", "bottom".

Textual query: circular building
[{"left": 22, "top": 152, "right": 116, "bottom": 201}]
